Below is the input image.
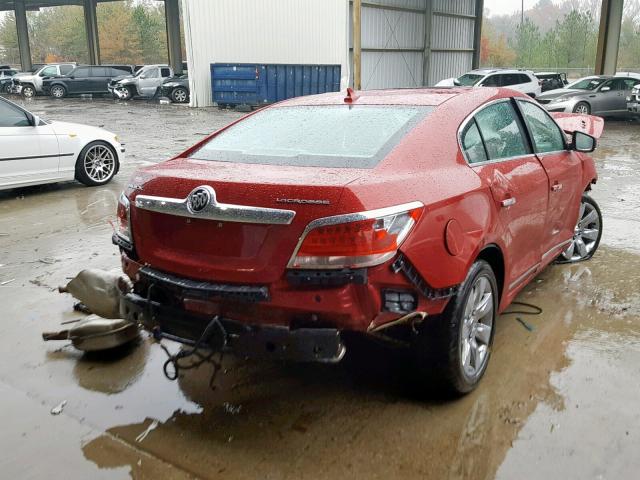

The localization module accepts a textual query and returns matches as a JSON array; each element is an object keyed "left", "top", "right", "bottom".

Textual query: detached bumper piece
[
  {"left": 391, "top": 254, "right": 458, "bottom": 300},
  {"left": 122, "top": 293, "right": 346, "bottom": 363}
]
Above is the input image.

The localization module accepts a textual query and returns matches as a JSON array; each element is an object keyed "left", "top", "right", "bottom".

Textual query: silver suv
[
  {"left": 13, "top": 63, "right": 76, "bottom": 97},
  {"left": 108, "top": 64, "right": 173, "bottom": 100}
]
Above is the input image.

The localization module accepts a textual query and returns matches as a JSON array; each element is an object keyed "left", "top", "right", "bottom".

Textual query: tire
[
  {"left": 2, "top": 83, "right": 11, "bottom": 94},
  {"left": 556, "top": 194, "right": 602, "bottom": 263},
  {"left": 50, "top": 84, "right": 67, "bottom": 99},
  {"left": 412, "top": 260, "right": 498, "bottom": 395},
  {"left": 121, "top": 86, "right": 135, "bottom": 100},
  {"left": 573, "top": 102, "right": 591, "bottom": 114},
  {"left": 75, "top": 141, "right": 118, "bottom": 187},
  {"left": 21, "top": 84, "right": 36, "bottom": 98},
  {"left": 113, "top": 86, "right": 134, "bottom": 100},
  {"left": 171, "top": 87, "right": 189, "bottom": 103}
]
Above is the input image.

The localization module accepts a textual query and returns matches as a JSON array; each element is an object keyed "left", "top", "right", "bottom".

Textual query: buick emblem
[{"left": 187, "top": 187, "right": 211, "bottom": 213}]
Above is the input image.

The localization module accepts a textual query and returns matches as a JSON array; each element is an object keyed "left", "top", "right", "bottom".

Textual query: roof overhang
[{"left": 0, "top": 0, "right": 131, "bottom": 12}]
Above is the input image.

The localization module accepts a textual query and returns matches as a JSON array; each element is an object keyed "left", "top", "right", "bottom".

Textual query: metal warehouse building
[{"left": 182, "top": 0, "right": 484, "bottom": 107}]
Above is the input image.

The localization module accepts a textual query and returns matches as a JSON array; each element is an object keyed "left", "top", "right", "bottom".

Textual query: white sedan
[{"left": 0, "top": 97, "right": 124, "bottom": 191}]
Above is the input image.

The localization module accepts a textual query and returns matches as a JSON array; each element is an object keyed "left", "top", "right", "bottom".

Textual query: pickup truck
[{"left": 108, "top": 64, "right": 174, "bottom": 100}]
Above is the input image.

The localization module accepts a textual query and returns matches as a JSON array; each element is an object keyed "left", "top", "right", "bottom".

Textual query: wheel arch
[
  {"left": 475, "top": 244, "right": 505, "bottom": 302},
  {"left": 574, "top": 100, "right": 591, "bottom": 113}
]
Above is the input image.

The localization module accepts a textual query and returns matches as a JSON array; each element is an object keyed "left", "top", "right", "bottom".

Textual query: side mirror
[
  {"left": 25, "top": 113, "right": 40, "bottom": 127},
  {"left": 453, "top": 78, "right": 461, "bottom": 86},
  {"left": 600, "top": 86, "right": 611, "bottom": 92},
  {"left": 140, "top": 75, "right": 147, "bottom": 79},
  {"left": 571, "top": 131, "right": 596, "bottom": 153}
]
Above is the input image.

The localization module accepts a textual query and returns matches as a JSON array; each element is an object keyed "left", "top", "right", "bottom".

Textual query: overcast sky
[{"left": 484, "top": 0, "right": 542, "bottom": 17}]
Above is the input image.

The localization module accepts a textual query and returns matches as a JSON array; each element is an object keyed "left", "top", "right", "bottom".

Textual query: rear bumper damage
[{"left": 122, "top": 292, "right": 346, "bottom": 363}]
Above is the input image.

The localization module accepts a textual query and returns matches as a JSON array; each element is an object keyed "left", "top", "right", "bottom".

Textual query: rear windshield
[{"left": 189, "top": 105, "right": 432, "bottom": 168}]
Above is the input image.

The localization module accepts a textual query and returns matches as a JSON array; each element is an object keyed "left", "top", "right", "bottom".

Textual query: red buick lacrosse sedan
[{"left": 114, "top": 87, "right": 603, "bottom": 393}]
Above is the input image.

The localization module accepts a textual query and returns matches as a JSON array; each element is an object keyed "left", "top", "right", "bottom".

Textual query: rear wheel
[
  {"left": 2, "top": 83, "right": 11, "bottom": 94},
  {"left": 21, "top": 84, "right": 35, "bottom": 98},
  {"left": 573, "top": 102, "right": 591, "bottom": 114},
  {"left": 50, "top": 84, "right": 66, "bottom": 99},
  {"left": 171, "top": 87, "right": 189, "bottom": 103},
  {"left": 412, "top": 260, "right": 497, "bottom": 395},
  {"left": 75, "top": 141, "right": 118, "bottom": 187},
  {"left": 557, "top": 194, "right": 602, "bottom": 263}
]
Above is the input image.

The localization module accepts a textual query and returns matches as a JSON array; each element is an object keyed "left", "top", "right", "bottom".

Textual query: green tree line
[
  {"left": 481, "top": 0, "right": 640, "bottom": 71},
  {"left": 0, "top": 0, "right": 169, "bottom": 66}
]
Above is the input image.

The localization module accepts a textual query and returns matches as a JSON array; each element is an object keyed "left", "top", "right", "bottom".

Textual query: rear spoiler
[{"left": 550, "top": 112, "right": 604, "bottom": 139}]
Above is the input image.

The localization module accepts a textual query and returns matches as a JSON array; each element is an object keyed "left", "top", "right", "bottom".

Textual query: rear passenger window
[
  {"left": 73, "top": 67, "right": 90, "bottom": 77},
  {"left": 60, "top": 65, "right": 74, "bottom": 75},
  {"left": 501, "top": 74, "right": 518, "bottom": 86},
  {"left": 482, "top": 75, "right": 500, "bottom": 87},
  {"left": 461, "top": 120, "right": 487, "bottom": 164},
  {"left": 91, "top": 67, "right": 109, "bottom": 77},
  {"left": 518, "top": 100, "right": 566, "bottom": 153},
  {"left": 111, "top": 67, "right": 129, "bottom": 76},
  {"left": 161, "top": 68, "right": 171, "bottom": 78},
  {"left": 475, "top": 101, "right": 530, "bottom": 160}
]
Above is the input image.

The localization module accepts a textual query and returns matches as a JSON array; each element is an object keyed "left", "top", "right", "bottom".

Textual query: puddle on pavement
[{"left": 78, "top": 247, "right": 640, "bottom": 479}]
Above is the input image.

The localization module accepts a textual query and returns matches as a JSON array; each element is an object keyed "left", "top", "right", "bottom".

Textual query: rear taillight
[
  {"left": 288, "top": 202, "right": 423, "bottom": 269},
  {"left": 116, "top": 192, "right": 132, "bottom": 244}
]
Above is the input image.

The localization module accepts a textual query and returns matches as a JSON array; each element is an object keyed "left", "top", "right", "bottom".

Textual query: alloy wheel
[
  {"left": 561, "top": 198, "right": 601, "bottom": 262},
  {"left": 83, "top": 144, "right": 115, "bottom": 183},
  {"left": 574, "top": 104, "right": 589, "bottom": 114},
  {"left": 51, "top": 86, "right": 65, "bottom": 98},
  {"left": 460, "top": 275, "right": 494, "bottom": 380},
  {"left": 173, "top": 88, "right": 187, "bottom": 103},
  {"left": 22, "top": 86, "right": 35, "bottom": 98}
]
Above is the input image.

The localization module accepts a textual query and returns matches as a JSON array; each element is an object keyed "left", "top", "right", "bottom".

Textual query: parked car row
[
  {"left": 537, "top": 74, "right": 640, "bottom": 117},
  {"left": 436, "top": 68, "right": 640, "bottom": 118},
  {"left": 0, "top": 62, "right": 190, "bottom": 104},
  {"left": 435, "top": 68, "right": 543, "bottom": 97}
]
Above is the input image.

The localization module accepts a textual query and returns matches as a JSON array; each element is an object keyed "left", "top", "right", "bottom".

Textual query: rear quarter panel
[{"left": 341, "top": 89, "right": 506, "bottom": 290}]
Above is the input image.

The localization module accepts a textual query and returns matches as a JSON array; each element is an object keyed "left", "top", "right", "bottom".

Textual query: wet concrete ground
[{"left": 1, "top": 97, "right": 639, "bottom": 479}]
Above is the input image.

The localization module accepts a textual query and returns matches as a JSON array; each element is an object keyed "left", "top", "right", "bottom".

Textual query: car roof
[
  {"left": 466, "top": 68, "right": 533, "bottom": 75},
  {"left": 278, "top": 87, "right": 516, "bottom": 107},
  {"left": 535, "top": 71, "right": 562, "bottom": 75}
]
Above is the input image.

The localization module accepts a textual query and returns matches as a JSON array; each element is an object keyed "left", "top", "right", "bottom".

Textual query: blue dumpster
[{"left": 211, "top": 63, "right": 341, "bottom": 107}]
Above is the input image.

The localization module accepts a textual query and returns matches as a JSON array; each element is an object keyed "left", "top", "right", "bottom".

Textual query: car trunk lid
[{"left": 131, "top": 158, "right": 362, "bottom": 284}]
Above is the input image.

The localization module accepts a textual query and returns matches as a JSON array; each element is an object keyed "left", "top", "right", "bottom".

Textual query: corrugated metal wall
[
  {"left": 349, "top": 0, "right": 481, "bottom": 88},
  {"left": 181, "top": 0, "right": 350, "bottom": 107},
  {"left": 350, "top": 0, "right": 427, "bottom": 89},
  {"left": 181, "top": 0, "right": 481, "bottom": 106},
  {"left": 428, "top": 0, "right": 478, "bottom": 85}
]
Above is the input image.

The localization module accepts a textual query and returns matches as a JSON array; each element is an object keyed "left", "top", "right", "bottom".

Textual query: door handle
[
  {"left": 501, "top": 197, "right": 516, "bottom": 207},
  {"left": 551, "top": 182, "right": 563, "bottom": 192}
]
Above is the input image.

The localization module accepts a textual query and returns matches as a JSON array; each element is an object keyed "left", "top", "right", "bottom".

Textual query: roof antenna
[{"left": 344, "top": 87, "right": 359, "bottom": 103}]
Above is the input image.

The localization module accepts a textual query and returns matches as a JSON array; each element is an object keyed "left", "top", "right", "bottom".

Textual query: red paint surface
[{"left": 122, "top": 87, "right": 599, "bottom": 331}]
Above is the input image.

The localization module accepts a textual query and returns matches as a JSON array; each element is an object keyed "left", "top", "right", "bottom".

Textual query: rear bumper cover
[{"left": 122, "top": 292, "right": 346, "bottom": 363}]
